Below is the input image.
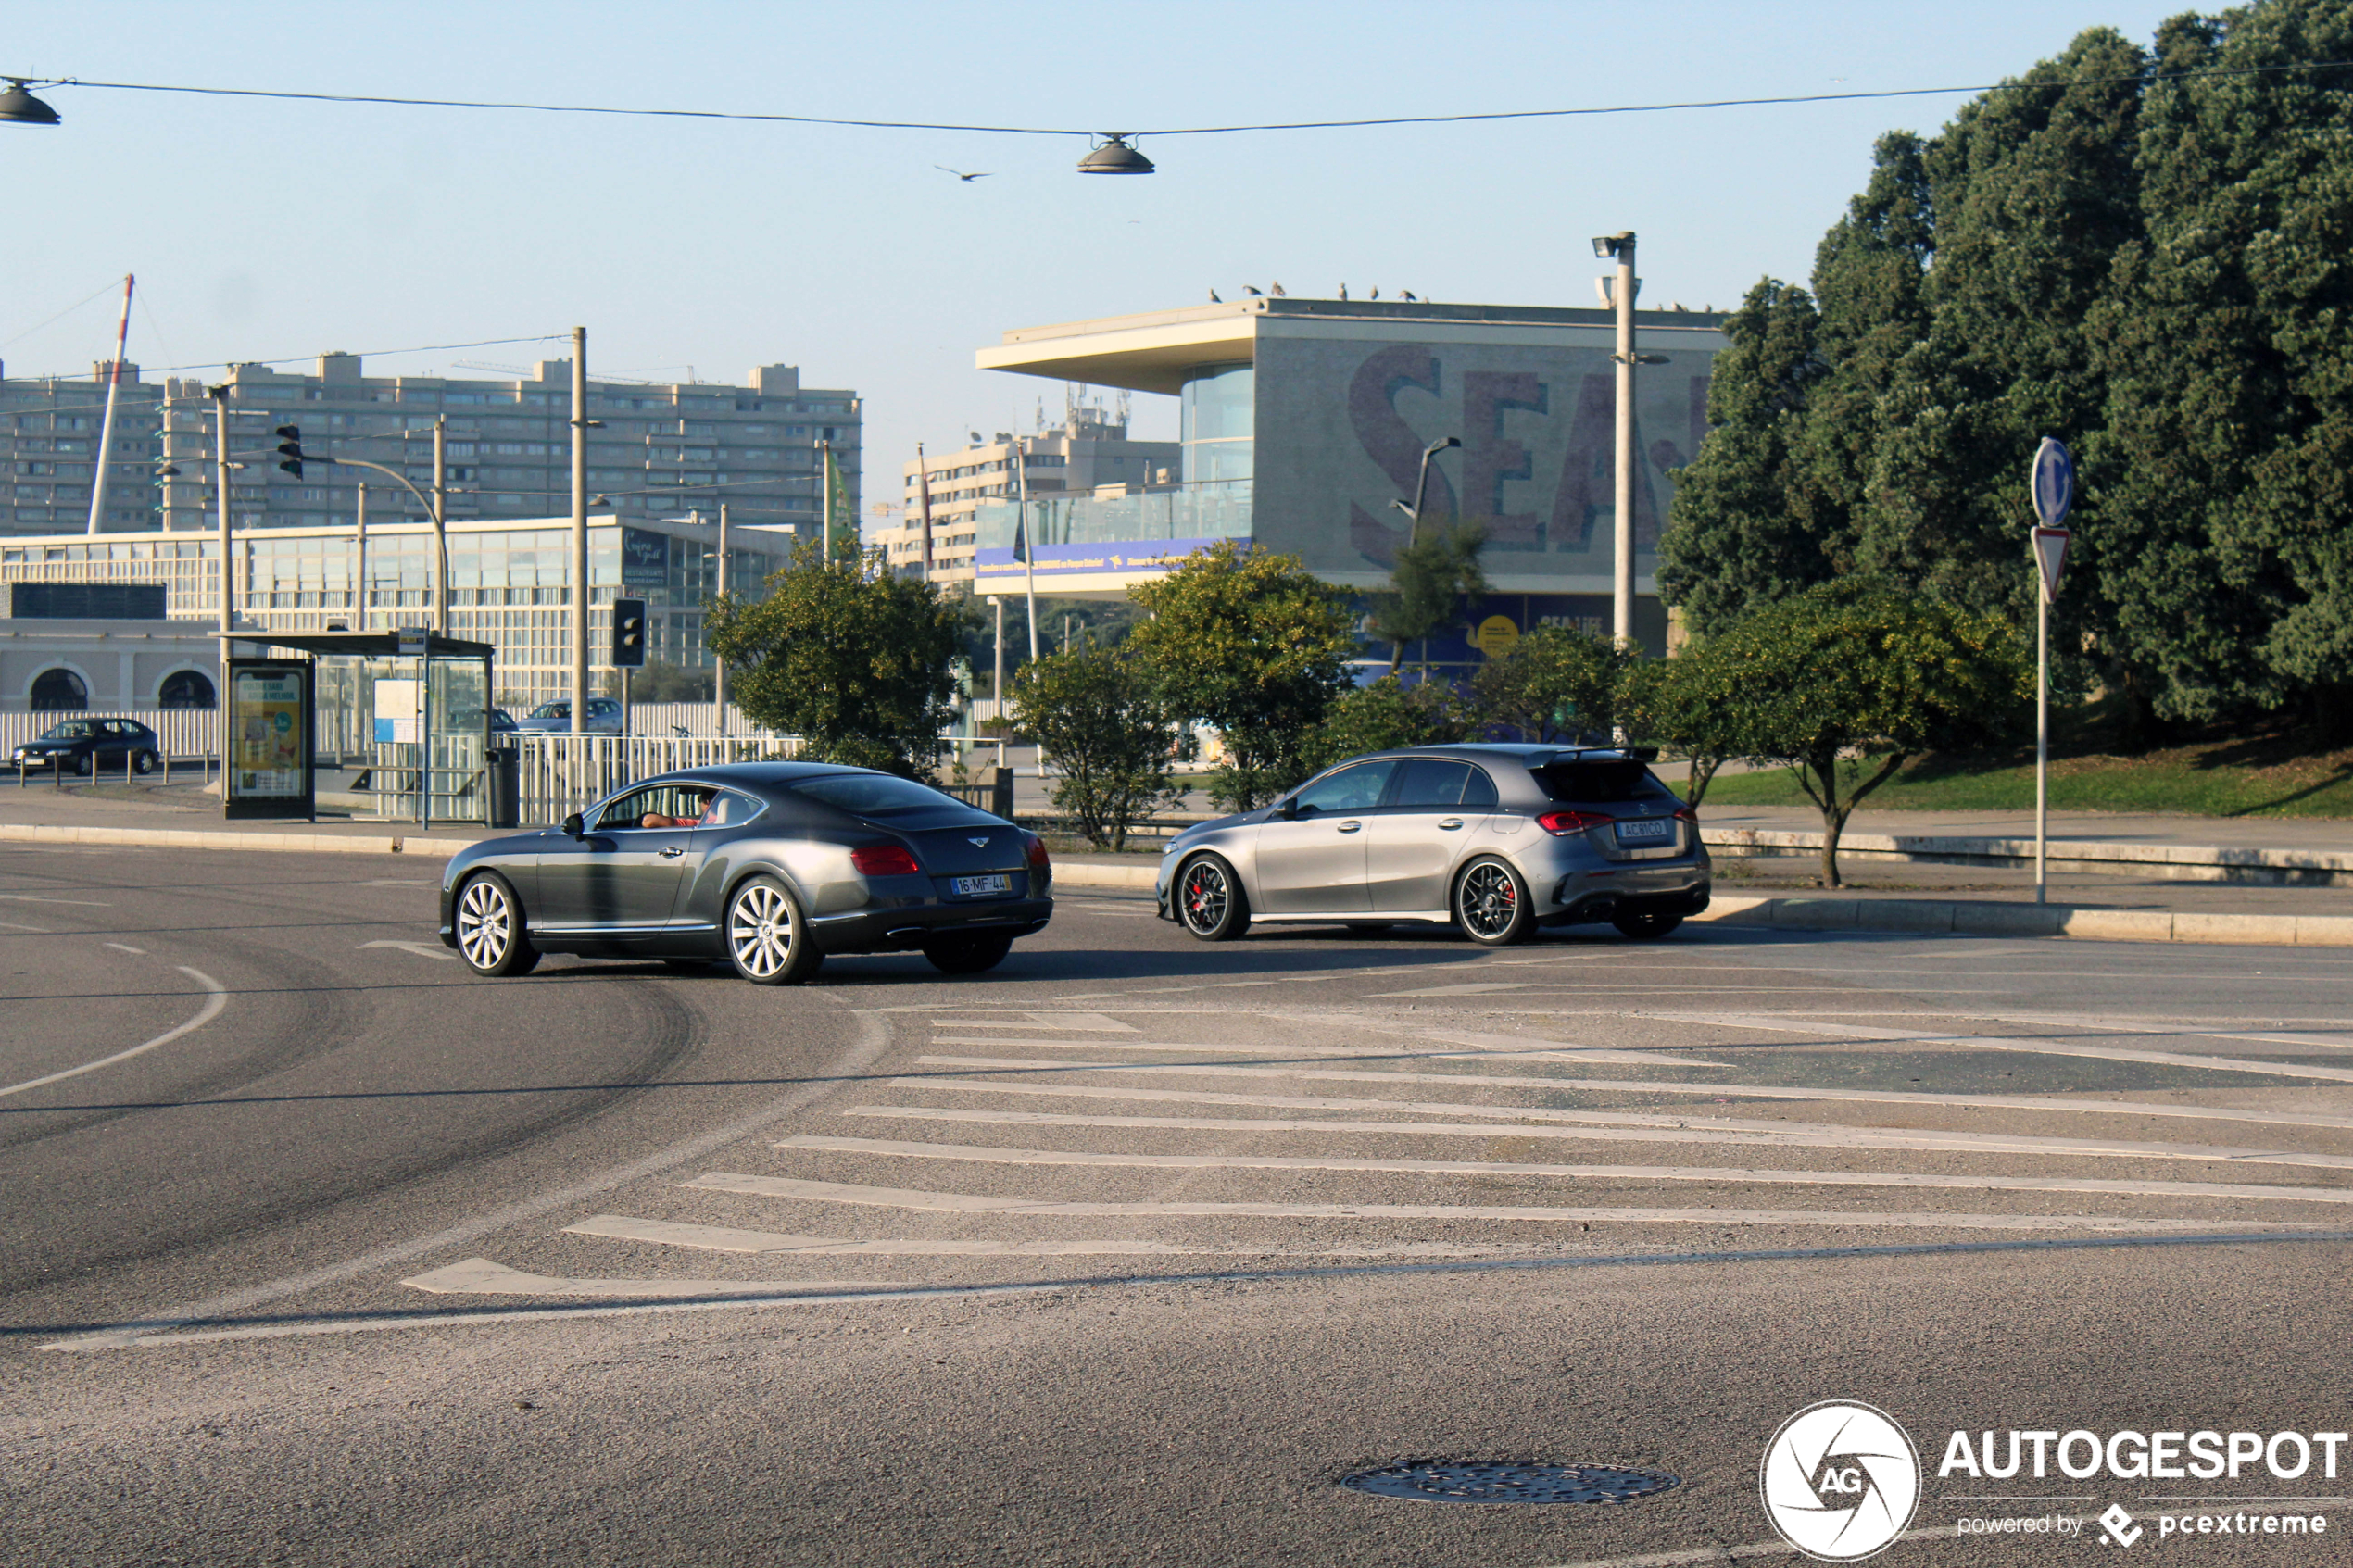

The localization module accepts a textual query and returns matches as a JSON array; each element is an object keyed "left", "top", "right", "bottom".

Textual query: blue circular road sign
[{"left": 2030, "top": 437, "right": 2074, "bottom": 528}]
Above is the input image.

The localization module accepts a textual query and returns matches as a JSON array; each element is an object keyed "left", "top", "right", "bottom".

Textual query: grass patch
[{"left": 1701, "top": 733, "right": 2353, "bottom": 820}]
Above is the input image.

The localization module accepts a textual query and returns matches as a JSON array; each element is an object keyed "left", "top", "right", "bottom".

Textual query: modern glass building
[
  {"left": 0, "top": 511, "right": 798, "bottom": 709},
  {"left": 968, "top": 295, "right": 1729, "bottom": 654}
]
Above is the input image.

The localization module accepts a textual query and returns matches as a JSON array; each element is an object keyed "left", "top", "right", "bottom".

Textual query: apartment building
[
  {"left": 877, "top": 406, "right": 1178, "bottom": 583},
  {"left": 148, "top": 355, "right": 859, "bottom": 536},
  {"left": 0, "top": 362, "right": 167, "bottom": 534}
]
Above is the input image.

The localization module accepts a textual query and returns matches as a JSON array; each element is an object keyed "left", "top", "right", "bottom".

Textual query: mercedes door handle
[
  {"left": 1337, "top": 821, "right": 1363, "bottom": 833},
  {"left": 657, "top": 847, "right": 686, "bottom": 859},
  {"left": 1438, "top": 818, "right": 1464, "bottom": 830}
]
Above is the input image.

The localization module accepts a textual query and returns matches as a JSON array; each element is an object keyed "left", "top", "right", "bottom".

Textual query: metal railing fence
[{"left": 515, "top": 733, "right": 805, "bottom": 823}]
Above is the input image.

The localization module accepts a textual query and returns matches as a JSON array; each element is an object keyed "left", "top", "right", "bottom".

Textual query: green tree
[
  {"left": 1365, "top": 521, "right": 1489, "bottom": 672},
  {"left": 1468, "top": 623, "right": 1627, "bottom": 744},
  {"left": 1304, "top": 675, "right": 1471, "bottom": 772},
  {"left": 627, "top": 659, "right": 714, "bottom": 703},
  {"left": 1125, "top": 541, "right": 1358, "bottom": 811},
  {"left": 1717, "top": 583, "right": 2032, "bottom": 886},
  {"left": 1617, "top": 637, "right": 1752, "bottom": 809},
  {"left": 1011, "top": 645, "right": 1185, "bottom": 850},
  {"left": 705, "top": 538, "right": 967, "bottom": 775}
]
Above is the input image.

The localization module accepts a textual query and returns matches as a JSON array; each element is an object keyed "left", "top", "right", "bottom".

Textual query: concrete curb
[
  {"left": 1052, "top": 862, "right": 1160, "bottom": 892},
  {"left": 1703, "top": 825, "right": 2353, "bottom": 884},
  {"left": 1695, "top": 893, "right": 2353, "bottom": 947},
  {"left": 0, "top": 823, "right": 482, "bottom": 857}
]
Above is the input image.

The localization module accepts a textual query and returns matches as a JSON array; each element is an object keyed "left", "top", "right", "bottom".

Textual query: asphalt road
[{"left": 5, "top": 843, "right": 2352, "bottom": 1566}]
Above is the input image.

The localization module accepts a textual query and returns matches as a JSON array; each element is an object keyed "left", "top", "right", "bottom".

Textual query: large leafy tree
[
  {"left": 1662, "top": 2, "right": 2353, "bottom": 735},
  {"left": 1305, "top": 675, "right": 1471, "bottom": 772},
  {"left": 1011, "top": 645, "right": 1185, "bottom": 850},
  {"left": 705, "top": 540, "right": 967, "bottom": 775},
  {"left": 1718, "top": 583, "right": 2032, "bottom": 886},
  {"left": 1125, "top": 541, "right": 1359, "bottom": 811},
  {"left": 1617, "top": 634, "right": 1753, "bottom": 809}
]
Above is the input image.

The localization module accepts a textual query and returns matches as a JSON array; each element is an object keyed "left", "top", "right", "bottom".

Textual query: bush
[
  {"left": 1012, "top": 646, "right": 1186, "bottom": 851},
  {"left": 1305, "top": 677, "right": 1471, "bottom": 771},
  {"left": 1469, "top": 623, "right": 1628, "bottom": 743}
]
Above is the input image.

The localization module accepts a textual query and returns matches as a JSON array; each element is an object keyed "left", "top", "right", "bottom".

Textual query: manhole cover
[{"left": 1340, "top": 1461, "right": 1680, "bottom": 1504}]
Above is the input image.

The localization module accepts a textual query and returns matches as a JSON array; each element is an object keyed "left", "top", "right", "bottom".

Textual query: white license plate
[
  {"left": 1614, "top": 819, "right": 1674, "bottom": 845},
  {"left": 951, "top": 873, "right": 1013, "bottom": 897}
]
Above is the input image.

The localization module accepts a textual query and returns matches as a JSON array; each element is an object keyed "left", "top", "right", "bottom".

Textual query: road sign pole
[{"left": 2036, "top": 580, "right": 2048, "bottom": 905}]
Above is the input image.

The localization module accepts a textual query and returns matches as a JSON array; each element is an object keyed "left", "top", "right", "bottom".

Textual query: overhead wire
[{"left": 17, "top": 57, "right": 2351, "bottom": 141}]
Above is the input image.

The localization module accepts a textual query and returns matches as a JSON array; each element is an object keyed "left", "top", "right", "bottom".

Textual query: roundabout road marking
[{"left": 0, "top": 966, "right": 227, "bottom": 1100}]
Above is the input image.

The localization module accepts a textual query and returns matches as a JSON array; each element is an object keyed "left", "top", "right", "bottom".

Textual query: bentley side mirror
[{"left": 561, "top": 812, "right": 585, "bottom": 837}]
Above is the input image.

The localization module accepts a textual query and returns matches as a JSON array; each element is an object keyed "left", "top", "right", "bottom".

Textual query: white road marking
[
  {"left": 565, "top": 1214, "right": 1517, "bottom": 1259},
  {"left": 358, "top": 939, "right": 458, "bottom": 961},
  {"left": 680, "top": 1173, "right": 2267, "bottom": 1233},
  {"left": 925, "top": 1037, "right": 1721, "bottom": 1068},
  {"left": 778, "top": 1134, "right": 2353, "bottom": 1205},
  {"left": 403, "top": 1258, "right": 869, "bottom": 1297},
  {"left": 0, "top": 920, "right": 50, "bottom": 932},
  {"left": 44, "top": 1010, "right": 895, "bottom": 1352},
  {"left": 0, "top": 893, "right": 109, "bottom": 907},
  {"left": 1373, "top": 983, "right": 1531, "bottom": 997},
  {"left": 879, "top": 1084, "right": 2353, "bottom": 1170},
  {"left": 566, "top": 1215, "right": 1218, "bottom": 1256},
  {"left": 0, "top": 966, "right": 226, "bottom": 1101},
  {"left": 1651, "top": 1012, "right": 2353, "bottom": 1085},
  {"left": 930, "top": 1011, "right": 1139, "bottom": 1032},
  {"left": 103, "top": 942, "right": 146, "bottom": 955}
]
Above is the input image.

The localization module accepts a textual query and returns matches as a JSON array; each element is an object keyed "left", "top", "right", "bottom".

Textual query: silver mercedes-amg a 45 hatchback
[{"left": 1154, "top": 744, "right": 1709, "bottom": 947}]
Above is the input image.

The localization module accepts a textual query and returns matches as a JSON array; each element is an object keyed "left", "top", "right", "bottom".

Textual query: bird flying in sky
[{"left": 935, "top": 166, "right": 991, "bottom": 182}]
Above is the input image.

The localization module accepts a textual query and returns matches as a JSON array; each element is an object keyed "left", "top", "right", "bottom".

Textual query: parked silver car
[
  {"left": 1154, "top": 744, "right": 1710, "bottom": 946},
  {"left": 513, "top": 696, "right": 624, "bottom": 734}
]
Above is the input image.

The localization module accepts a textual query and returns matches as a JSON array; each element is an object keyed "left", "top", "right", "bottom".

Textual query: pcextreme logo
[{"left": 1760, "top": 1400, "right": 1923, "bottom": 1562}]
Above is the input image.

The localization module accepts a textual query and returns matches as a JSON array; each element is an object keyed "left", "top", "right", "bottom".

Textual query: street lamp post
[
  {"left": 1387, "top": 435, "right": 1462, "bottom": 550},
  {"left": 1592, "top": 232, "right": 1667, "bottom": 651}
]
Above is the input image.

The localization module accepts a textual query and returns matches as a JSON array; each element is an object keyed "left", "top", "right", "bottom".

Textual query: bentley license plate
[
  {"left": 1614, "top": 818, "right": 1674, "bottom": 846},
  {"left": 951, "top": 873, "right": 1013, "bottom": 897}
]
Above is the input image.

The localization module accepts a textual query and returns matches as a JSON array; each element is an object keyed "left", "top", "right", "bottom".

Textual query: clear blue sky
[{"left": 6, "top": 0, "right": 2192, "bottom": 524}]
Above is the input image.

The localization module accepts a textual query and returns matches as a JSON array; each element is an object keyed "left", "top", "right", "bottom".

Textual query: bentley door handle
[
  {"left": 1337, "top": 821, "right": 1363, "bottom": 833},
  {"left": 657, "top": 847, "right": 685, "bottom": 858},
  {"left": 1438, "top": 818, "right": 1464, "bottom": 830}
]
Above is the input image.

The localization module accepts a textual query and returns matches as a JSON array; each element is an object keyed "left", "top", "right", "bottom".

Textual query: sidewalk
[{"left": 1701, "top": 803, "right": 2352, "bottom": 856}]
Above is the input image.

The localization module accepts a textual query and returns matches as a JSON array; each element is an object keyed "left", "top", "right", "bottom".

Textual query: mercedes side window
[
  {"left": 1291, "top": 760, "right": 1397, "bottom": 816},
  {"left": 1461, "top": 766, "right": 1499, "bottom": 808},
  {"left": 1390, "top": 759, "right": 1473, "bottom": 808}
]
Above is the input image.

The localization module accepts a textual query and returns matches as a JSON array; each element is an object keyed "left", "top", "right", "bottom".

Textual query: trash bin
[{"left": 487, "top": 746, "right": 521, "bottom": 829}]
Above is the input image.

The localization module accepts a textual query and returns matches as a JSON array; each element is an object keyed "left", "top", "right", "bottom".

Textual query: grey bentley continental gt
[
  {"left": 438, "top": 762, "right": 1052, "bottom": 984},
  {"left": 1155, "top": 744, "right": 1709, "bottom": 947}
]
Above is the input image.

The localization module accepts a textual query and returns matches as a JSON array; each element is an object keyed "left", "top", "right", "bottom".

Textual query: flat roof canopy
[{"left": 976, "top": 296, "right": 1726, "bottom": 395}]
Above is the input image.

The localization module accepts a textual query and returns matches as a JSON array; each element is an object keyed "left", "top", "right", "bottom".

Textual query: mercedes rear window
[
  {"left": 790, "top": 773, "right": 962, "bottom": 817},
  {"left": 1530, "top": 759, "right": 1676, "bottom": 805}
]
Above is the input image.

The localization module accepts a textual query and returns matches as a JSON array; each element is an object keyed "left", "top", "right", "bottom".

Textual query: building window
[{"left": 30, "top": 668, "right": 88, "bottom": 711}]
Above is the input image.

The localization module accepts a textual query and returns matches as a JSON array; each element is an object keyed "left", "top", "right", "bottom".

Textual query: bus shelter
[{"left": 221, "top": 630, "right": 498, "bottom": 823}]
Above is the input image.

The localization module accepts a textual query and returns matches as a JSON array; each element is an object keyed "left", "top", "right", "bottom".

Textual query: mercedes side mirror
[{"left": 561, "top": 812, "right": 585, "bottom": 837}]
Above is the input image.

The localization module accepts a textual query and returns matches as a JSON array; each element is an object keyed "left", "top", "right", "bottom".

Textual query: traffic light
[
  {"left": 610, "top": 596, "right": 647, "bottom": 668},
  {"left": 273, "top": 424, "right": 305, "bottom": 478}
]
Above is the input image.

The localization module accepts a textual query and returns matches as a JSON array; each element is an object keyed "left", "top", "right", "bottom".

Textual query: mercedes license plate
[
  {"left": 1614, "top": 818, "right": 1674, "bottom": 846},
  {"left": 951, "top": 873, "right": 1013, "bottom": 897}
]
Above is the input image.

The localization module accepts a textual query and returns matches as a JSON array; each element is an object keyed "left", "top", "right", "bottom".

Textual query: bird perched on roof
[
  {"left": 935, "top": 166, "right": 991, "bottom": 182},
  {"left": 1269, "top": 282, "right": 1287, "bottom": 297},
  {"left": 1241, "top": 284, "right": 1264, "bottom": 296},
  {"left": 1208, "top": 288, "right": 1222, "bottom": 303},
  {"left": 1338, "top": 283, "right": 1349, "bottom": 300},
  {"left": 1401, "top": 290, "right": 1420, "bottom": 302},
  {"left": 1369, "top": 287, "right": 1380, "bottom": 300}
]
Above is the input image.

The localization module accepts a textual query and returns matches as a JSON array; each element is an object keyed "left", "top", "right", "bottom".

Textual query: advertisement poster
[
  {"left": 621, "top": 526, "right": 670, "bottom": 588},
  {"left": 229, "top": 667, "right": 307, "bottom": 798}
]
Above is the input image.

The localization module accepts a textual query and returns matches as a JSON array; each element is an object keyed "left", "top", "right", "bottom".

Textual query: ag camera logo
[{"left": 1760, "top": 1400, "right": 1922, "bottom": 1561}]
